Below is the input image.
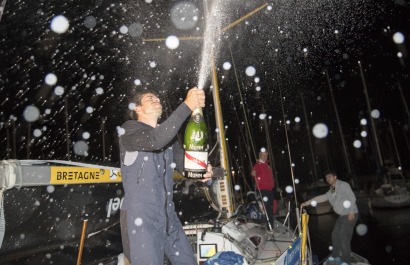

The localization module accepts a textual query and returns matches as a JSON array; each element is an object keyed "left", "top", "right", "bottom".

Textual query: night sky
[{"left": 1, "top": 0, "right": 410, "bottom": 186}]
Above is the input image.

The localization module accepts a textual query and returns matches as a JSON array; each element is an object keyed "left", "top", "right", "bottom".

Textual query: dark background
[
  {"left": 1, "top": 1, "right": 410, "bottom": 264},
  {"left": 1, "top": 0, "right": 410, "bottom": 184}
]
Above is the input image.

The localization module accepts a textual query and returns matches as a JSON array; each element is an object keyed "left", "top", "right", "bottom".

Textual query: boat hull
[
  {"left": 370, "top": 194, "right": 410, "bottom": 208},
  {"left": 0, "top": 184, "right": 124, "bottom": 265}
]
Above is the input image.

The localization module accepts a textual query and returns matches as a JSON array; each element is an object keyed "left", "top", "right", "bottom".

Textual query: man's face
[
  {"left": 259, "top": 152, "right": 268, "bottom": 162},
  {"left": 136, "top": 93, "right": 162, "bottom": 119},
  {"left": 325, "top": 173, "right": 337, "bottom": 186}
]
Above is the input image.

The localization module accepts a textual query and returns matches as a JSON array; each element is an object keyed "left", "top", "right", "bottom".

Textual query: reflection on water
[{"left": 307, "top": 195, "right": 410, "bottom": 265}]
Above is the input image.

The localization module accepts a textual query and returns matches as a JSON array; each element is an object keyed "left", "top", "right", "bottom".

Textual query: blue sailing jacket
[
  {"left": 119, "top": 103, "right": 190, "bottom": 230},
  {"left": 119, "top": 103, "right": 197, "bottom": 264}
]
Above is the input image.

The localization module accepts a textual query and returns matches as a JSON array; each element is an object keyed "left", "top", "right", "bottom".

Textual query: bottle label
[
  {"left": 185, "top": 171, "right": 205, "bottom": 179},
  {"left": 184, "top": 150, "right": 208, "bottom": 172},
  {"left": 192, "top": 112, "right": 204, "bottom": 123},
  {"left": 188, "top": 139, "right": 205, "bottom": 150}
]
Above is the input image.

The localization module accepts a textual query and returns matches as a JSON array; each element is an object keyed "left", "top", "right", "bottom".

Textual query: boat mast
[
  {"left": 280, "top": 88, "right": 302, "bottom": 233},
  {"left": 397, "top": 82, "right": 410, "bottom": 166},
  {"left": 64, "top": 97, "right": 71, "bottom": 160},
  {"left": 5, "top": 122, "right": 11, "bottom": 159},
  {"left": 358, "top": 62, "right": 383, "bottom": 170},
  {"left": 262, "top": 105, "right": 279, "bottom": 185},
  {"left": 388, "top": 120, "right": 402, "bottom": 169},
  {"left": 26, "top": 122, "right": 31, "bottom": 159},
  {"left": 325, "top": 70, "right": 354, "bottom": 182},
  {"left": 211, "top": 57, "right": 234, "bottom": 217},
  {"left": 230, "top": 98, "right": 254, "bottom": 193},
  {"left": 101, "top": 117, "right": 106, "bottom": 162},
  {"left": 12, "top": 119, "right": 16, "bottom": 159},
  {"left": 301, "top": 93, "right": 318, "bottom": 182},
  {"left": 228, "top": 44, "right": 259, "bottom": 195},
  {"left": 403, "top": 126, "right": 410, "bottom": 156},
  {"left": 0, "top": 0, "right": 6, "bottom": 22},
  {"left": 228, "top": 45, "right": 257, "bottom": 162},
  {"left": 231, "top": 98, "right": 254, "bottom": 167},
  {"left": 397, "top": 82, "right": 410, "bottom": 126}
]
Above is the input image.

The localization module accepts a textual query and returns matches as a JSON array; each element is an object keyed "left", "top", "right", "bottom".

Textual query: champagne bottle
[{"left": 183, "top": 108, "right": 208, "bottom": 179}]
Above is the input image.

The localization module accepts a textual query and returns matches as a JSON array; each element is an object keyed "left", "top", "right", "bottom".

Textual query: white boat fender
[{"left": 117, "top": 253, "right": 126, "bottom": 265}]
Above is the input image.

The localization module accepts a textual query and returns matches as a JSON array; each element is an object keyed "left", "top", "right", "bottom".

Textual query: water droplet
[
  {"left": 23, "top": 105, "right": 40, "bottom": 122},
  {"left": 54, "top": 86, "right": 65, "bottom": 96},
  {"left": 393, "top": 32, "right": 405, "bottom": 44},
  {"left": 47, "top": 185, "right": 55, "bottom": 193},
  {"left": 294, "top": 179, "right": 300, "bottom": 184},
  {"left": 45, "top": 73, "right": 58, "bottom": 85},
  {"left": 285, "top": 186, "right": 293, "bottom": 193},
  {"left": 82, "top": 132, "right": 90, "bottom": 139},
  {"left": 119, "top": 25, "right": 128, "bottom": 34},
  {"left": 223, "top": 62, "right": 231, "bottom": 70},
  {"left": 353, "top": 140, "right": 362, "bottom": 148},
  {"left": 50, "top": 15, "right": 69, "bottom": 34},
  {"left": 312, "top": 123, "right": 328, "bottom": 139},
  {"left": 134, "top": 218, "right": 143, "bottom": 226},
  {"left": 96, "top": 87, "right": 104, "bottom": 95},
  {"left": 84, "top": 16, "right": 97, "bottom": 29},
  {"left": 371, "top": 109, "right": 380, "bottom": 119},
  {"left": 245, "top": 66, "right": 256, "bottom": 77},
  {"left": 343, "top": 200, "right": 351, "bottom": 208},
  {"left": 73, "top": 141, "right": 89, "bottom": 156},
  {"left": 356, "top": 224, "right": 368, "bottom": 236},
  {"left": 170, "top": 2, "right": 199, "bottom": 30},
  {"left": 165, "top": 35, "right": 180, "bottom": 49}
]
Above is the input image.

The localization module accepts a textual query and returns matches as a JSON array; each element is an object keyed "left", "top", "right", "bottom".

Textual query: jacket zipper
[
  {"left": 162, "top": 153, "right": 170, "bottom": 236},
  {"left": 136, "top": 161, "right": 145, "bottom": 184},
  {"left": 154, "top": 153, "right": 169, "bottom": 236}
]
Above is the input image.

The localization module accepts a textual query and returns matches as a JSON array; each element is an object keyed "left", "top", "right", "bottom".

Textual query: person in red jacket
[{"left": 251, "top": 149, "right": 275, "bottom": 230}]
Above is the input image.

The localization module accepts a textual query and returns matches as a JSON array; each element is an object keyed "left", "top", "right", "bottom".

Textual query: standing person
[
  {"left": 118, "top": 88, "right": 212, "bottom": 265},
  {"left": 251, "top": 149, "right": 275, "bottom": 230},
  {"left": 301, "top": 170, "right": 358, "bottom": 264}
]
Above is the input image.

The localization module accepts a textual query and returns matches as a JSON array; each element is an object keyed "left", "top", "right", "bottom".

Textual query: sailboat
[
  {"left": 0, "top": 2, "right": 373, "bottom": 264},
  {"left": 370, "top": 166, "right": 410, "bottom": 209},
  {"left": 0, "top": 52, "right": 372, "bottom": 265},
  {"left": 0, "top": 71, "right": 371, "bottom": 265},
  {"left": 0, "top": 154, "right": 311, "bottom": 265},
  {"left": 0, "top": 160, "right": 124, "bottom": 265},
  {"left": 0, "top": 24, "right": 313, "bottom": 265},
  {"left": 357, "top": 65, "right": 410, "bottom": 210},
  {"left": 0, "top": 43, "right": 368, "bottom": 265}
]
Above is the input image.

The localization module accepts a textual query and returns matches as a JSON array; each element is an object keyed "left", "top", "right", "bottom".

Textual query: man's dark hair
[
  {"left": 324, "top": 170, "right": 337, "bottom": 176},
  {"left": 128, "top": 89, "right": 158, "bottom": 120}
]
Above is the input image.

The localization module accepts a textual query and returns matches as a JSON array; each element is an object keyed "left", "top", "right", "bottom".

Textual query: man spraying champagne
[{"left": 118, "top": 88, "right": 213, "bottom": 264}]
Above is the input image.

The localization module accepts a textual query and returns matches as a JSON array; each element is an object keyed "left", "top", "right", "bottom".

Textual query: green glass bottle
[{"left": 183, "top": 108, "right": 208, "bottom": 179}]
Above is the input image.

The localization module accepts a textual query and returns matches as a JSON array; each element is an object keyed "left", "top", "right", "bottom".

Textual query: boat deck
[{"left": 251, "top": 225, "right": 296, "bottom": 264}]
